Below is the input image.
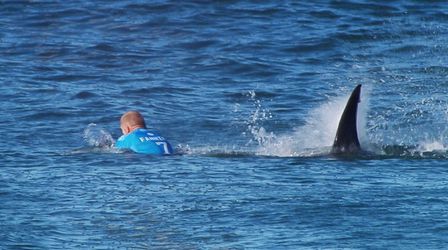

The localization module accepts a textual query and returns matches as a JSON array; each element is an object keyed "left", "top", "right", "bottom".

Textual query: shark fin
[{"left": 331, "top": 84, "right": 362, "bottom": 154}]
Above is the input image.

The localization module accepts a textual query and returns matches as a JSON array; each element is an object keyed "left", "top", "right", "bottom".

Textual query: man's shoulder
[
  {"left": 134, "top": 128, "right": 163, "bottom": 137},
  {"left": 115, "top": 133, "right": 132, "bottom": 148},
  {"left": 117, "top": 134, "right": 127, "bottom": 142}
]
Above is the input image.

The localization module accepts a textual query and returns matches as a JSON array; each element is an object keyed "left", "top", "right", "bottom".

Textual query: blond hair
[{"left": 120, "top": 111, "right": 146, "bottom": 128}]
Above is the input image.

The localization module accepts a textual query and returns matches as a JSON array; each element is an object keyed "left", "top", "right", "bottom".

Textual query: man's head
[{"left": 120, "top": 111, "right": 147, "bottom": 135}]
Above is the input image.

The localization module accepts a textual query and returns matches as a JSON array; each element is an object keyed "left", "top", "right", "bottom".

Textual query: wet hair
[{"left": 120, "top": 111, "right": 146, "bottom": 128}]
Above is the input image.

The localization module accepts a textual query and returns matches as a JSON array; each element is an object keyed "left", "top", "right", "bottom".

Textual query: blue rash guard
[{"left": 115, "top": 128, "right": 174, "bottom": 155}]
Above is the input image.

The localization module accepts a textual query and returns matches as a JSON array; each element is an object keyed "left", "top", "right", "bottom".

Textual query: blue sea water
[{"left": 2, "top": 0, "right": 448, "bottom": 249}]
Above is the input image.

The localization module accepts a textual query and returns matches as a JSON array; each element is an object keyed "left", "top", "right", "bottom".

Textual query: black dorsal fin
[{"left": 331, "top": 84, "right": 362, "bottom": 154}]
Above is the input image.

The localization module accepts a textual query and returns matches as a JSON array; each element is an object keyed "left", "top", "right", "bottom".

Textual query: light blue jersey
[{"left": 115, "top": 128, "right": 173, "bottom": 155}]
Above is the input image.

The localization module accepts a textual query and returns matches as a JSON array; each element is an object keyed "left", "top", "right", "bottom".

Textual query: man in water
[{"left": 115, "top": 111, "right": 174, "bottom": 155}]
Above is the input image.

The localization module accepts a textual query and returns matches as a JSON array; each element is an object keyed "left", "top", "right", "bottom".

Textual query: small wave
[
  {"left": 66, "top": 146, "right": 123, "bottom": 155},
  {"left": 386, "top": 44, "right": 428, "bottom": 54},
  {"left": 33, "top": 74, "right": 100, "bottom": 82},
  {"left": 406, "top": 140, "right": 448, "bottom": 158},
  {"left": 90, "top": 43, "right": 116, "bottom": 52},
  {"left": 417, "top": 140, "right": 447, "bottom": 153},
  {"left": 283, "top": 39, "right": 336, "bottom": 53},
  {"left": 121, "top": 87, "right": 193, "bottom": 96},
  {"left": 72, "top": 91, "right": 98, "bottom": 99},
  {"left": 176, "top": 39, "right": 220, "bottom": 50},
  {"left": 125, "top": 2, "right": 174, "bottom": 13},
  {"left": 23, "top": 111, "right": 72, "bottom": 121},
  {"left": 309, "top": 10, "right": 340, "bottom": 19},
  {"left": 175, "top": 144, "right": 254, "bottom": 157},
  {"left": 379, "top": 144, "right": 448, "bottom": 159}
]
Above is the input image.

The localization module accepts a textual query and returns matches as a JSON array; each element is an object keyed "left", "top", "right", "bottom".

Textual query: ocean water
[{"left": 2, "top": 0, "right": 448, "bottom": 249}]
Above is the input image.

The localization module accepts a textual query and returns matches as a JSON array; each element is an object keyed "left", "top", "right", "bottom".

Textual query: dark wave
[
  {"left": 72, "top": 91, "right": 98, "bottom": 99},
  {"left": 121, "top": 87, "right": 194, "bottom": 96}
]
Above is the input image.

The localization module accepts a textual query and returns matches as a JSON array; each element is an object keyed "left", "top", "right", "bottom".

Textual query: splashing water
[
  {"left": 83, "top": 123, "right": 115, "bottom": 148},
  {"left": 412, "top": 133, "right": 448, "bottom": 157},
  {"left": 417, "top": 140, "right": 446, "bottom": 153},
  {"left": 245, "top": 90, "right": 274, "bottom": 146}
]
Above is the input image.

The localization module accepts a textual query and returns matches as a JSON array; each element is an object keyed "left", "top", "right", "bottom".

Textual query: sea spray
[
  {"left": 368, "top": 90, "right": 448, "bottom": 156},
  {"left": 244, "top": 90, "right": 274, "bottom": 146},
  {"left": 414, "top": 132, "right": 448, "bottom": 156},
  {"left": 83, "top": 123, "right": 115, "bottom": 148},
  {"left": 177, "top": 90, "right": 274, "bottom": 156}
]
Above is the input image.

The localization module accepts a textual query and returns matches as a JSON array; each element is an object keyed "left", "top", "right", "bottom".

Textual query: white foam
[{"left": 417, "top": 140, "right": 447, "bottom": 152}]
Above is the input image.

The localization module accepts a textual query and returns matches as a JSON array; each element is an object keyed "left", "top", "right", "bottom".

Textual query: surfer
[{"left": 115, "top": 111, "right": 174, "bottom": 155}]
